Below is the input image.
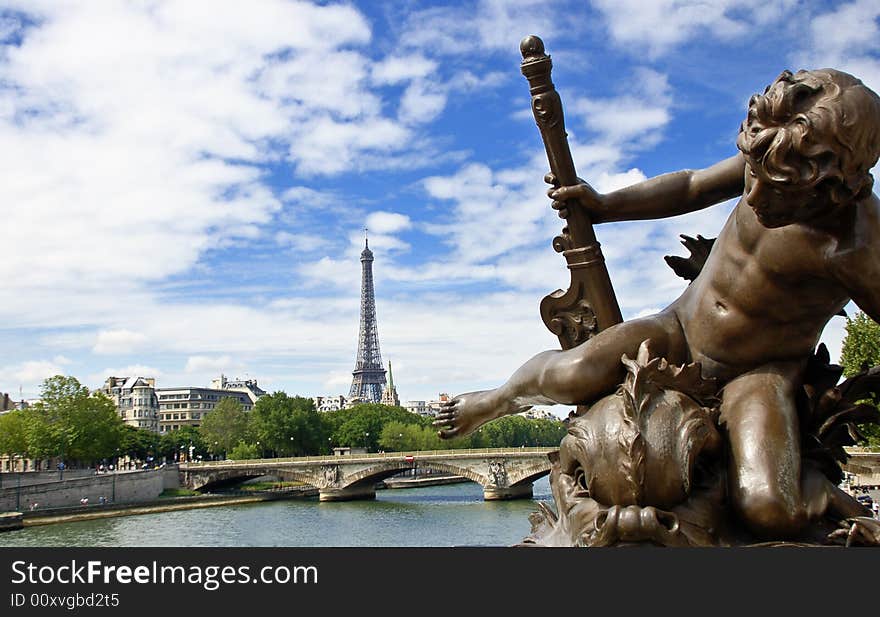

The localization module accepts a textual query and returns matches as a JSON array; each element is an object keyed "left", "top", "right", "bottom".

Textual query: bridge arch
[
  {"left": 187, "top": 467, "right": 323, "bottom": 492},
  {"left": 341, "top": 460, "right": 487, "bottom": 490},
  {"left": 508, "top": 468, "right": 551, "bottom": 488}
]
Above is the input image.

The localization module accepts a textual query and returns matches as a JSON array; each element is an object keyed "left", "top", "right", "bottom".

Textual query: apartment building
[
  {"left": 157, "top": 386, "right": 254, "bottom": 433},
  {"left": 99, "top": 376, "right": 160, "bottom": 432}
]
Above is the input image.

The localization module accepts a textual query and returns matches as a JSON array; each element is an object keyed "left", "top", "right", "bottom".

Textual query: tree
[
  {"left": 472, "top": 415, "right": 566, "bottom": 448},
  {"left": 840, "top": 311, "right": 880, "bottom": 447},
  {"left": 228, "top": 441, "right": 260, "bottom": 460},
  {"left": 327, "top": 403, "right": 424, "bottom": 452},
  {"left": 379, "top": 421, "right": 442, "bottom": 451},
  {"left": 199, "top": 397, "right": 250, "bottom": 456},
  {"left": 119, "top": 426, "right": 161, "bottom": 462},
  {"left": 250, "top": 393, "right": 327, "bottom": 456},
  {"left": 0, "top": 410, "right": 29, "bottom": 456},
  {"left": 160, "top": 426, "right": 207, "bottom": 461},
  {"left": 23, "top": 376, "right": 126, "bottom": 463}
]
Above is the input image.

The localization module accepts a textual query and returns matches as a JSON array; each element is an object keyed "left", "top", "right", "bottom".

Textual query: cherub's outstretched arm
[{"left": 550, "top": 152, "right": 745, "bottom": 224}]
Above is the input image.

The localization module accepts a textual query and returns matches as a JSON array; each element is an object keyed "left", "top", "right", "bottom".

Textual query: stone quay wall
[
  {"left": 0, "top": 469, "right": 95, "bottom": 488},
  {"left": 0, "top": 470, "right": 165, "bottom": 511}
]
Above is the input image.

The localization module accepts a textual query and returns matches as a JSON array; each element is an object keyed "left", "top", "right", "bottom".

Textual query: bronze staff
[{"left": 520, "top": 35, "right": 622, "bottom": 349}]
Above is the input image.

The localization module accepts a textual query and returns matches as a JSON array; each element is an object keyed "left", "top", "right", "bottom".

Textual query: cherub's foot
[
  {"left": 433, "top": 390, "right": 512, "bottom": 439},
  {"left": 827, "top": 517, "right": 880, "bottom": 546}
]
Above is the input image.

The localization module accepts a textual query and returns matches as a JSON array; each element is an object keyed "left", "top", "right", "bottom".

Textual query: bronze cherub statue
[{"left": 435, "top": 37, "right": 880, "bottom": 546}]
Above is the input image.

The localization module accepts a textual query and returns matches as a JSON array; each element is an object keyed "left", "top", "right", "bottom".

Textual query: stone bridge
[{"left": 179, "top": 448, "right": 556, "bottom": 502}]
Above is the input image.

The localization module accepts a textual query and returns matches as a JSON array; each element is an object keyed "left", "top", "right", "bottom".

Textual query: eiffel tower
[{"left": 349, "top": 232, "right": 386, "bottom": 403}]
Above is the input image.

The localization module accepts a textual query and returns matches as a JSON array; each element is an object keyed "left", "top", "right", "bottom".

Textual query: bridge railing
[{"left": 180, "top": 447, "right": 557, "bottom": 468}]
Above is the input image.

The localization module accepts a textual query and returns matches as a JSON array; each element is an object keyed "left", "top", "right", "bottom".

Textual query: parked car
[{"left": 856, "top": 494, "right": 874, "bottom": 510}]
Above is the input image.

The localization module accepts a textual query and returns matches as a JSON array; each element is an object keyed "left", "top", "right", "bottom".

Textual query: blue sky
[{"left": 1, "top": 0, "right": 878, "bottom": 409}]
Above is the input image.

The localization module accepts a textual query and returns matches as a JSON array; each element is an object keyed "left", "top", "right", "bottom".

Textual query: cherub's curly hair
[{"left": 736, "top": 69, "right": 880, "bottom": 205}]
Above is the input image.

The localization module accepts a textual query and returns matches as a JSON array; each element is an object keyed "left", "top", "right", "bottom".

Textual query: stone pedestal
[
  {"left": 483, "top": 483, "right": 533, "bottom": 501},
  {"left": 318, "top": 486, "right": 376, "bottom": 502}
]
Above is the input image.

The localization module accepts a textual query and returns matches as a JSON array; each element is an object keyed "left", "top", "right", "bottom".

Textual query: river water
[{"left": 0, "top": 477, "right": 553, "bottom": 547}]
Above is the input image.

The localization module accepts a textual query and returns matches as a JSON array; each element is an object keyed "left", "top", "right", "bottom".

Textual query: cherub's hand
[{"left": 545, "top": 173, "right": 607, "bottom": 222}]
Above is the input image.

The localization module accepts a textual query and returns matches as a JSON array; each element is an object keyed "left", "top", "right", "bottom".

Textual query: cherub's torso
[{"left": 671, "top": 195, "right": 872, "bottom": 380}]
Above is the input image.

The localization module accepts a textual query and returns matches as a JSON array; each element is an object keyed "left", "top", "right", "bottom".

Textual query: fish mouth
[{"left": 592, "top": 505, "right": 685, "bottom": 546}]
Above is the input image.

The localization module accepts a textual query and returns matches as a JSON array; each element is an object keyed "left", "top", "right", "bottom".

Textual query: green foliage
[
  {"left": 325, "top": 403, "right": 425, "bottom": 452},
  {"left": 160, "top": 425, "right": 207, "bottom": 459},
  {"left": 119, "top": 425, "right": 161, "bottom": 460},
  {"left": 840, "top": 312, "right": 880, "bottom": 447},
  {"left": 4, "top": 376, "right": 127, "bottom": 463},
  {"left": 159, "top": 488, "right": 201, "bottom": 498},
  {"left": 199, "top": 397, "right": 250, "bottom": 455},
  {"left": 841, "top": 312, "right": 880, "bottom": 375},
  {"left": 0, "top": 410, "right": 29, "bottom": 455},
  {"left": 228, "top": 441, "right": 260, "bottom": 460},
  {"left": 379, "top": 421, "right": 442, "bottom": 451},
  {"left": 250, "top": 393, "right": 327, "bottom": 456},
  {"left": 468, "top": 416, "right": 567, "bottom": 449}
]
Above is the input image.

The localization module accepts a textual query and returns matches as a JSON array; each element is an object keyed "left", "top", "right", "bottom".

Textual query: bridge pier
[
  {"left": 483, "top": 483, "right": 533, "bottom": 501},
  {"left": 319, "top": 485, "right": 376, "bottom": 502}
]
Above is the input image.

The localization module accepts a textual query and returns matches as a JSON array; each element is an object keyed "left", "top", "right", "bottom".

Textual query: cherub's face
[{"left": 743, "top": 160, "right": 826, "bottom": 228}]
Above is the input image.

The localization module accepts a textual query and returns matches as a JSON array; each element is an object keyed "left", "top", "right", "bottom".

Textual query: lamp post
[{"left": 364, "top": 432, "right": 369, "bottom": 452}]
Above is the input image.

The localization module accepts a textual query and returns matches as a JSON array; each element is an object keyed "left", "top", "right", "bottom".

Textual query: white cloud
[
  {"left": 794, "top": 0, "right": 880, "bottom": 94},
  {"left": 275, "top": 232, "right": 327, "bottom": 252},
  {"left": 281, "top": 186, "right": 338, "bottom": 210},
  {"left": 93, "top": 330, "right": 149, "bottom": 355},
  {"left": 184, "top": 355, "right": 236, "bottom": 374},
  {"left": 91, "top": 365, "right": 164, "bottom": 383},
  {"left": 365, "top": 211, "right": 412, "bottom": 235},
  {"left": 569, "top": 68, "right": 672, "bottom": 150},
  {"left": 2, "top": 360, "right": 68, "bottom": 386},
  {"left": 592, "top": 0, "right": 799, "bottom": 57},
  {"left": 290, "top": 115, "right": 413, "bottom": 175},
  {"left": 372, "top": 54, "right": 438, "bottom": 85},
  {"left": 398, "top": 0, "right": 559, "bottom": 56},
  {"left": 0, "top": 0, "right": 444, "bottom": 306},
  {"left": 323, "top": 371, "right": 354, "bottom": 391},
  {"left": 399, "top": 80, "right": 447, "bottom": 124}
]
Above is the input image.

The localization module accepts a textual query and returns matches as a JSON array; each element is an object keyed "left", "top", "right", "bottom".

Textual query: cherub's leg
[
  {"left": 434, "top": 310, "right": 686, "bottom": 439},
  {"left": 721, "top": 362, "right": 805, "bottom": 537},
  {"left": 719, "top": 361, "right": 863, "bottom": 539}
]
